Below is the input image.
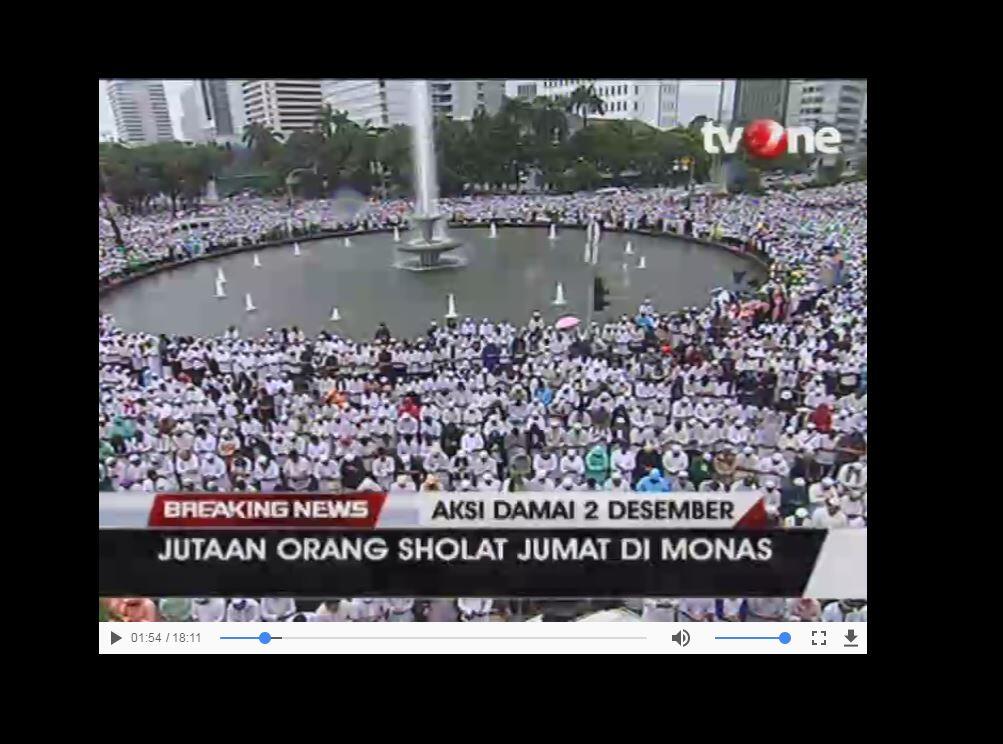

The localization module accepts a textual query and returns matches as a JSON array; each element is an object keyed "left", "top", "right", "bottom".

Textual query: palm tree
[
  {"left": 567, "top": 85, "right": 606, "bottom": 127},
  {"left": 241, "top": 122, "right": 284, "bottom": 162},
  {"left": 314, "top": 105, "right": 356, "bottom": 141}
]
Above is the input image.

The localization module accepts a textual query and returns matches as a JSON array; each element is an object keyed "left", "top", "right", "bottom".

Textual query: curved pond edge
[{"left": 99, "top": 221, "right": 771, "bottom": 298}]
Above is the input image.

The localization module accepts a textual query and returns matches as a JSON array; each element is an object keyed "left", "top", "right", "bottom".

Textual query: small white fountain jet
[
  {"left": 329, "top": 307, "right": 341, "bottom": 321},
  {"left": 445, "top": 293, "right": 458, "bottom": 319},
  {"left": 624, "top": 241, "right": 634, "bottom": 255},
  {"left": 216, "top": 267, "right": 226, "bottom": 283},
  {"left": 214, "top": 279, "right": 226, "bottom": 299},
  {"left": 637, "top": 255, "right": 647, "bottom": 269},
  {"left": 394, "top": 226, "right": 401, "bottom": 243},
  {"left": 549, "top": 223, "right": 557, "bottom": 240},
  {"left": 253, "top": 254, "right": 262, "bottom": 268},
  {"left": 245, "top": 293, "right": 256, "bottom": 312},
  {"left": 293, "top": 242, "right": 301, "bottom": 256},
  {"left": 489, "top": 222, "right": 498, "bottom": 239},
  {"left": 552, "top": 282, "right": 567, "bottom": 306}
]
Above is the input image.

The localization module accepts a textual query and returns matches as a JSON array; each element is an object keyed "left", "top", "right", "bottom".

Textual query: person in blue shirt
[
  {"left": 636, "top": 468, "right": 671, "bottom": 492},
  {"left": 534, "top": 382, "right": 553, "bottom": 407}
]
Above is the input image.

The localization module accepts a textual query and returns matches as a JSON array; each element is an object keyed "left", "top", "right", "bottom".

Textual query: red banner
[{"left": 147, "top": 492, "right": 387, "bottom": 528}]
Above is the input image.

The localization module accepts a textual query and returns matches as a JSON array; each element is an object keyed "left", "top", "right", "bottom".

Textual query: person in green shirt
[
  {"left": 585, "top": 443, "right": 609, "bottom": 485},
  {"left": 99, "top": 437, "right": 116, "bottom": 462},
  {"left": 689, "top": 451, "right": 713, "bottom": 487}
]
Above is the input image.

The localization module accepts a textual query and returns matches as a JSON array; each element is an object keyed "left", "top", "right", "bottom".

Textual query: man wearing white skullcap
[{"left": 812, "top": 496, "right": 849, "bottom": 528}]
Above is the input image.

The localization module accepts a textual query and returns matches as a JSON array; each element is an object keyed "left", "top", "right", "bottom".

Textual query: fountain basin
[{"left": 395, "top": 213, "right": 466, "bottom": 271}]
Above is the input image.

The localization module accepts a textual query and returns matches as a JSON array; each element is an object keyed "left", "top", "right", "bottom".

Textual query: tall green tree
[{"left": 566, "top": 85, "right": 606, "bottom": 127}]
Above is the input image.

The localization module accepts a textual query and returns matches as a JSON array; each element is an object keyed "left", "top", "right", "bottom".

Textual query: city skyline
[{"left": 99, "top": 79, "right": 737, "bottom": 142}]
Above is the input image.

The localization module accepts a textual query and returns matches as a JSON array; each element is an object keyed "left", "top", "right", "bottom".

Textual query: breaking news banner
[{"left": 98, "top": 492, "right": 866, "bottom": 598}]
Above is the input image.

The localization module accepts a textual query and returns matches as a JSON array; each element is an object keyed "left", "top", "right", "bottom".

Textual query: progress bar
[
  {"left": 715, "top": 632, "right": 792, "bottom": 644},
  {"left": 220, "top": 632, "right": 645, "bottom": 644}
]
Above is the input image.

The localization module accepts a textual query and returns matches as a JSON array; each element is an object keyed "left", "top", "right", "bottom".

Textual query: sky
[{"left": 98, "top": 79, "right": 733, "bottom": 141}]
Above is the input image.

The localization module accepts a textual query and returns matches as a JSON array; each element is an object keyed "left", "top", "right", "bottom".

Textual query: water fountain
[
  {"left": 329, "top": 306, "right": 341, "bottom": 321},
  {"left": 293, "top": 242, "right": 301, "bottom": 256},
  {"left": 552, "top": 282, "right": 567, "bottom": 306},
  {"left": 395, "top": 81, "right": 465, "bottom": 272},
  {"left": 253, "top": 253, "right": 262, "bottom": 268},
  {"left": 216, "top": 267, "right": 226, "bottom": 283},
  {"left": 214, "top": 279, "right": 226, "bottom": 299},
  {"left": 245, "top": 293, "right": 257, "bottom": 312},
  {"left": 625, "top": 241, "right": 634, "bottom": 255},
  {"left": 549, "top": 224, "right": 557, "bottom": 240},
  {"left": 445, "top": 293, "right": 458, "bottom": 319}
]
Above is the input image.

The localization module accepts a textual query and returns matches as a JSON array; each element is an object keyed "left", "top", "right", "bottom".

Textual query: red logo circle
[{"left": 743, "top": 119, "right": 787, "bottom": 159}]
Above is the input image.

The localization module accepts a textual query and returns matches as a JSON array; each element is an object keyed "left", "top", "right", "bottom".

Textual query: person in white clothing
[
  {"left": 260, "top": 597, "right": 296, "bottom": 621},
  {"left": 605, "top": 472, "right": 631, "bottom": 491},
  {"left": 457, "top": 598, "right": 493, "bottom": 621},
  {"left": 641, "top": 598, "right": 678, "bottom": 622},
  {"left": 662, "top": 444, "right": 688, "bottom": 475},
  {"left": 390, "top": 474, "right": 417, "bottom": 493},
  {"left": 192, "top": 597, "right": 226, "bottom": 622},
  {"left": 679, "top": 598, "right": 716, "bottom": 621},
  {"left": 282, "top": 450, "right": 313, "bottom": 491},
  {"left": 812, "top": 496, "right": 849, "bottom": 528},
  {"left": 808, "top": 477, "right": 839, "bottom": 507},
  {"left": 226, "top": 598, "right": 262, "bottom": 622},
  {"left": 386, "top": 598, "right": 415, "bottom": 622},
  {"left": 200, "top": 452, "right": 227, "bottom": 490},
  {"left": 837, "top": 460, "right": 867, "bottom": 492},
  {"left": 371, "top": 451, "right": 396, "bottom": 489},
  {"left": 719, "top": 598, "right": 744, "bottom": 621},
  {"left": 347, "top": 598, "right": 387, "bottom": 621},
  {"left": 253, "top": 455, "right": 280, "bottom": 492},
  {"left": 560, "top": 448, "right": 585, "bottom": 480}
]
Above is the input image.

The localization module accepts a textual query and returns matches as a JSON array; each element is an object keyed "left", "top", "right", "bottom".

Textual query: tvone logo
[{"left": 701, "top": 119, "right": 842, "bottom": 159}]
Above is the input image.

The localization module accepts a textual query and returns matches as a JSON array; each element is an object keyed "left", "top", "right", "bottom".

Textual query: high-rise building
[
  {"left": 106, "top": 79, "right": 175, "bottom": 145},
  {"left": 183, "top": 79, "right": 247, "bottom": 143},
  {"left": 180, "top": 84, "right": 207, "bottom": 142},
  {"left": 787, "top": 79, "right": 867, "bottom": 157},
  {"left": 505, "top": 80, "right": 538, "bottom": 100},
  {"left": 321, "top": 80, "right": 505, "bottom": 127},
  {"left": 241, "top": 80, "right": 324, "bottom": 137},
  {"left": 320, "top": 80, "right": 413, "bottom": 128},
  {"left": 428, "top": 80, "right": 504, "bottom": 120},
  {"left": 731, "top": 79, "right": 789, "bottom": 125},
  {"left": 537, "top": 79, "right": 680, "bottom": 129}
]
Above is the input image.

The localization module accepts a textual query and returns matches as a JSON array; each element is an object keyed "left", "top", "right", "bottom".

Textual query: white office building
[
  {"left": 537, "top": 79, "right": 680, "bottom": 129},
  {"left": 106, "top": 79, "right": 175, "bottom": 145},
  {"left": 241, "top": 80, "right": 323, "bottom": 137},
  {"left": 787, "top": 79, "right": 867, "bottom": 159},
  {"left": 321, "top": 80, "right": 504, "bottom": 127},
  {"left": 320, "top": 79, "right": 413, "bottom": 128}
]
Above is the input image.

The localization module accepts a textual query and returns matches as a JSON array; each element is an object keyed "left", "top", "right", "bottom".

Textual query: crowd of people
[
  {"left": 100, "top": 181, "right": 867, "bottom": 622},
  {"left": 99, "top": 183, "right": 859, "bottom": 285}
]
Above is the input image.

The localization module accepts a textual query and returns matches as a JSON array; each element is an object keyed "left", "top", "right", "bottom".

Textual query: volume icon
[{"left": 671, "top": 629, "right": 690, "bottom": 647}]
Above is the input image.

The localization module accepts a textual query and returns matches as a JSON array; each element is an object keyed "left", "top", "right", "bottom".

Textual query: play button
[{"left": 110, "top": 631, "right": 121, "bottom": 645}]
